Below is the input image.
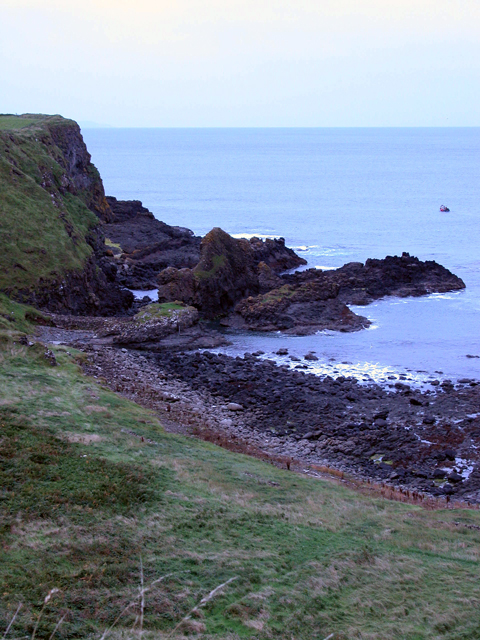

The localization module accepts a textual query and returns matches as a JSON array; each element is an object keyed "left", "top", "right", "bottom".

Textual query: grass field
[{"left": 1, "top": 299, "right": 480, "bottom": 639}]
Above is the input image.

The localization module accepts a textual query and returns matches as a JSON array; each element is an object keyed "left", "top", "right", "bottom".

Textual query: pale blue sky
[{"left": 1, "top": 0, "right": 479, "bottom": 126}]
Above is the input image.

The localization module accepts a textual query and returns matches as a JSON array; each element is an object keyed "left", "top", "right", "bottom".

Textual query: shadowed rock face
[
  {"left": 153, "top": 227, "right": 308, "bottom": 318},
  {"left": 233, "top": 284, "right": 370, "bottom": 334},
  {"left": 103, "top": 200, "right": 307, "bottom": 293},
  {"left": 248, "top": 236, "right": 307, "bottom": 273},
  {"left": 47, "top": 119, "right": 114, "bottom": 222}
]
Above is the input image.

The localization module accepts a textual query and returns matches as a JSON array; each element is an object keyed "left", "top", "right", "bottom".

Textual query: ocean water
[{"left": 83, "top": 128, "right": 480, "bottom": 383}]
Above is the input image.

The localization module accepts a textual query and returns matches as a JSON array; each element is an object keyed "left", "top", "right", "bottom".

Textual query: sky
[{"left": 1, "top": 0, "right": 479, "bottom": 127}]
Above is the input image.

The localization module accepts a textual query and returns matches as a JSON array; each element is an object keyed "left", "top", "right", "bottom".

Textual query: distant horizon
[{"left": 79, "top": 124, "right": 480, "bottom": 130}]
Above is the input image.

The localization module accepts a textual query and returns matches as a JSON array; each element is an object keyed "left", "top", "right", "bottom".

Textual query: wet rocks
[{"left": 281, "top": 252, "right": 465, "bottom": 304}]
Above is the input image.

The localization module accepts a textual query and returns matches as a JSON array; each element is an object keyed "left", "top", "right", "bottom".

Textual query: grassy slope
[
  {"left": 1, "top": 302, "right": 480, "bottom": 639},
  {"left": 0, "top": 114, "right": 98, "bottom": 294}
]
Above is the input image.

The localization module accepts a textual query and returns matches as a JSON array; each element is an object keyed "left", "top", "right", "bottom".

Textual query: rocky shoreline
[
  {"left": 37, "top": 322, "right": 480, "bottom": 504},
  {"left": 33, "top": 192, "right": 477, "bottom": 504}
]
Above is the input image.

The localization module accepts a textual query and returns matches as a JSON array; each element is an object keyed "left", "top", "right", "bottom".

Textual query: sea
[{"left": 82, "top": 128, "right": 480, "bottom": 386}]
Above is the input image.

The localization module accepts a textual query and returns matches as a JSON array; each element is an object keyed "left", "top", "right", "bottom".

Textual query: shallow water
[{"left": 83, "top": 127, "right": 480, "bottom": 381}]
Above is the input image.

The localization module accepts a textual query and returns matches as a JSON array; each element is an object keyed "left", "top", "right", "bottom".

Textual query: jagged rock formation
[
  {"left": 231, "top": 252, "right": 465, "bottom": 334},
  {"left": 281, "top": 253, "right": 466, "bottom": 305}
]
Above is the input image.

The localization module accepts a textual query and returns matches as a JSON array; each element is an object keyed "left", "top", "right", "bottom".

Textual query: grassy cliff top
[
  {"left": 0, "top": 113, "right": 77, "bottom": 131},
  {"left": 0, "top": 113, "right": 107, "bottom": 296}
]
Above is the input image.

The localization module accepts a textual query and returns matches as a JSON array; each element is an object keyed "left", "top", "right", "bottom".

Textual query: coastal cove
[
  {"left": 2, "top": 114, "right": 480, "bottom": 638},
  {"left": 84, "top": 127, "right": 480, "bottom": 381}
]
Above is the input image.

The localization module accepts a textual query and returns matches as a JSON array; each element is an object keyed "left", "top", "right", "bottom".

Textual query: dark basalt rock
[
  {"left": 104, "top": 197, "right": 202, "bottom": 289},
  {"left": 248, "top": 236, "right": 307, "bottom": 273},
  {"left": 156, "top": 228, "right": 309, "bottom": 319},
  {"left": 154, "top": 349, "right": 480, "bottom": 500},
  {"left": 281, "top": 252, "right": 465, "bottom": 305},
  {"left": 232, "top": 281, "right": 370, "bottom": 334},
  {"left": 192, "top": 228, "right": 260, "bottom": 317},
  {"left": 232, "top": 252, "right": 465, "bottom": 335},
  {"left": 102, "top": 202, "right": 306, "bottom": 293},
  {"left": 21, "top": 229, "right": 133, "bottom": 315}
]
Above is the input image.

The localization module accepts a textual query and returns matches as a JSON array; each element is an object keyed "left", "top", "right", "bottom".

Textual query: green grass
[
  {"left": 0, "top": 115, "right": 47, "bottom": 130},
  {"left": 1, "top": 306, "right": 480, "bottom": 639},
  {"left": 0, "top": 114, "right": 100, "bottom": 294},
  {"left": 134, "top": 302, "right": 189, "bottom": 322},
  {"left": 0, "top": 292, "right": 50, "bottom": 334}
]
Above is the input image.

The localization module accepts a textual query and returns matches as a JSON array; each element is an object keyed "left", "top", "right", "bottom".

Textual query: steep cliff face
[
  {"left": 47, "top": 118, "right": 113, "bottom": 221},
  {"left": 0, "top": 113, "right": 131, "bottom": 314}
]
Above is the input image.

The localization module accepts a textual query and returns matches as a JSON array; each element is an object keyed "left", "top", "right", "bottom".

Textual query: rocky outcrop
[
  {"left": 110, "top": 302, "right": 199, "bottom": 345},
  {"left": 157, "top": 228, "right": 258, "bottom": 317},
  {"left": 191, "top": 228, "right": 260, "bottom": 317},
  {"left": 233, "top": 284, "right": 369, "bottom": 333},
  {"left": 102, "top": 200, "right": 306, "bottom": 293},
  {"left": 155, "top": 228, "right": 309, "bottom": 318},
  {"left": 281, "top": 253, "right": 466, "bottom": 305},
  {"left": 104, "top": 197, "right": 202, "bottom": 289},
  {"left": 233, "top": 252, "right": 465, "bottom": 334}
]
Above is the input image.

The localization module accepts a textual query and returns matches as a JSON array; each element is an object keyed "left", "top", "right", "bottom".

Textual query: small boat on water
[{"left": 440, "top": 205, "right": 450, "bottom": 212}]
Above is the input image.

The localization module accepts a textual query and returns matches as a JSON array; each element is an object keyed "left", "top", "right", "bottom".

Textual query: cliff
[{"left": 0, "top": 114, "right": 132, "bottom": 314}]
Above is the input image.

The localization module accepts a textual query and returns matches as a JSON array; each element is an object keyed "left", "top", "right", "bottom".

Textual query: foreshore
[{"left": 37, "top": 321, "right": 480, "bottom": 505}]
